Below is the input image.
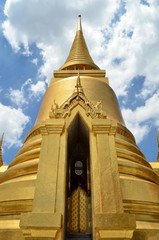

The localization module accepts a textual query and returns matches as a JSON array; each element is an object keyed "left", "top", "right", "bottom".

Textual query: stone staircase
[{"left": 66, "top": 233, "right": 92, "bottom": 240}]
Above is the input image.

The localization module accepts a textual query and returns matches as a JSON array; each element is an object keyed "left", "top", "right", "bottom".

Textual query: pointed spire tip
[
  {"left": 60, "top": 15, "right": 99, "bottom": 70},
  {"left": 77, "top": 14, "right": 82, "bottom": 31}
]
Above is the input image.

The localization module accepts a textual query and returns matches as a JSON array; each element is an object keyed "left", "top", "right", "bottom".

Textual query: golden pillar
[
  {"left": 91, "top": 119, "right": 136, "bottom": 240},
  {"left": 20, "top": 119, "right": 65, "bottom": 240}
]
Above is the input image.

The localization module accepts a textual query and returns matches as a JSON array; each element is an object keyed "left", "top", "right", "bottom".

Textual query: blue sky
[{"left": 0, "top": 0, "right": 159, "bottom": 164}]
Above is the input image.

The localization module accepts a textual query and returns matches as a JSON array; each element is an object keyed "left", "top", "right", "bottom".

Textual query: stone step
[
  {"left": 66, "top": 233, "right": 92, "bottom": 240},
  {"left": 66, "top": 239, "right": 92, "bottom": 240}
]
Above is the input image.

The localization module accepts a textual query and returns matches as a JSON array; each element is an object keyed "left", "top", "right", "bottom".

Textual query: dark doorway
[{"left": 66, "top": 114, "right": 91, "bottom": 235}]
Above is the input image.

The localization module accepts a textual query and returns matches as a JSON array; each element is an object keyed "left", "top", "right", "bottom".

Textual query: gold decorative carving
[
  {"left": 50, "top": 74, "right": 107, "bottom": 120},
  {"left": 67, "top": 186, "right": 91, "bottom": 233}
]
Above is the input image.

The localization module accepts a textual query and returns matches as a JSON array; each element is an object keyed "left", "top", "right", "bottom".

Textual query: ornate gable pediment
[{"left": 49, "top": 74, "right": 107, "bottom": 119}]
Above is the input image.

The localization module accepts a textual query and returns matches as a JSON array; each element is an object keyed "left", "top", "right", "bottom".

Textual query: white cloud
[
  {"left": 7, "top": 78, "right": 31, "bottom": 107},
  {"left": 32, "top": 58, "right": 38, "bottom": 65},
  {"left": 2, "top": 0, "right": 120, "bottom": 78},
  {"left": 0, "top": 103, "right": 30, "bottom": 148},
  {"left": 29, "top": 81, "right": 46, "bottom": 98},
  {"left": 8, "top": 88, "right": 27, "bottom": 106},
  {"left": 2, "top": 0, "right": 159, "bottom": 145},
  {"left": 2, "top": 20, "right": 20, "bottom": 51},
  {"left": 122, "top": 107, "right": 149, "bottom": 143},
  {"left": 102, "top": 0, "right": 159, "bottom": 97},
  {"left": 7, "top": 78, "right": 47, "bottom": 107},
  {"left": 37, "top": 42, "right": 63, "bottom": 81},
  {"left": 3, "top": 0, "right": 159, "bottom": 96},
  {"left": 122, "top": 90, "right": 159, "bottom": 143}
]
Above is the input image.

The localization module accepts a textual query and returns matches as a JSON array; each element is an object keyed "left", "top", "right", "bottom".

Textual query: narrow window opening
[{"left": 75, "top": 161, "right": 83, "bottom": 175}]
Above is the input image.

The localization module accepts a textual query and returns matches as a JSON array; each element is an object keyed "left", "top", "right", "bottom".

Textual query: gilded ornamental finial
[
  {"left": 74, "top": 71, "right": 84, "bottom": 94},
  {"left": 77, "top": 14, "right": 82, "bottom": 31}
]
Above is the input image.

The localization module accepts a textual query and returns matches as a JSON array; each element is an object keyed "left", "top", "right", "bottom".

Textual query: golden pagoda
[{"left": 0, "top": 15, "right": 159, "bottom": 240}]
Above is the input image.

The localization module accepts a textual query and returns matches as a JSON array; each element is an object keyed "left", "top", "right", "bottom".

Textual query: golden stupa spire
[
  {"left": 60, "top": 15, "right": 99, "bottom": 70},
  {"left": 0, "top": 133, "right": 4, "bottom": 166},
  {"left": 156, "top": 129, "right": 159, "bottom": 162}
]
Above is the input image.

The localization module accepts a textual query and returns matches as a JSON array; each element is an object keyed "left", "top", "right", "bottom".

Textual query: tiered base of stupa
[{"left": 0, "top": 117, "right": 159, "bottom": 240}]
